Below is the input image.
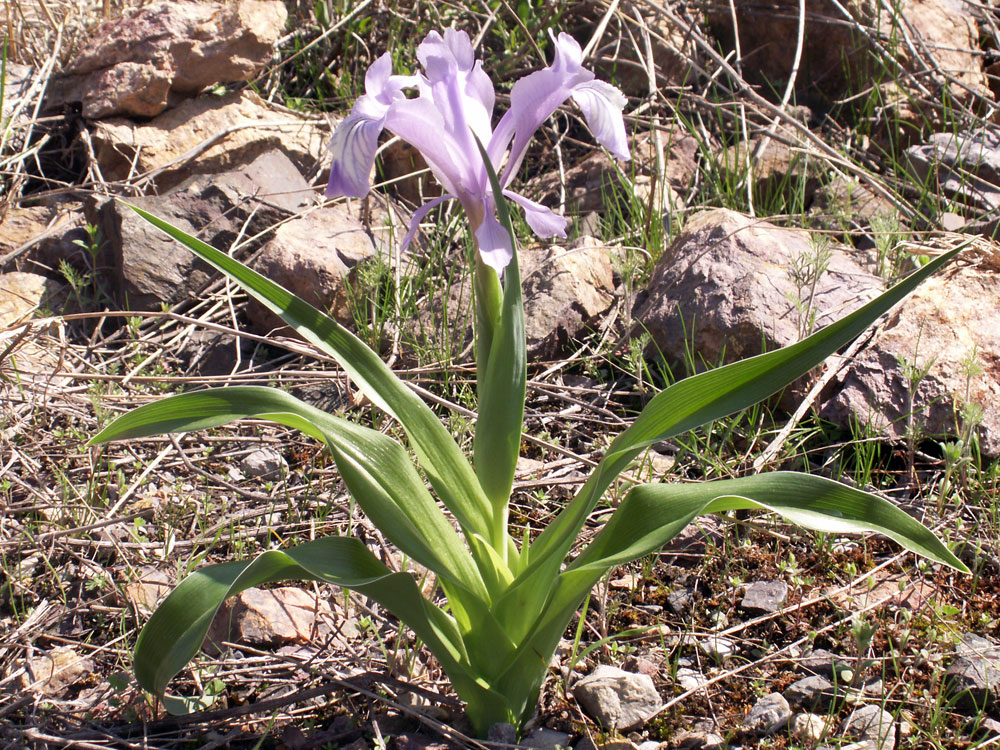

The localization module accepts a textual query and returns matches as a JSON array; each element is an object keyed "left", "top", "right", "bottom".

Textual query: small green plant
[{"left": 88, "top": 30, "right": 968, "bottom": 738}]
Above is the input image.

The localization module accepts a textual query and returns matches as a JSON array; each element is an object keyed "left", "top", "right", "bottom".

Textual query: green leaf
[
  {"left": 490, "top": 470, "right": 968, "bottom": 727},
  {"left": 473, "top": 135, "right": 527, "bottom": 529},
  {"left": 573, "top": 472, "right": 969, "bottom": 573},
  {"left": 132, "top": 537, "right": 496, "bottom": 715},
  {"left": 527, "top": 244, "right": 964, "bottom": 572},
  {"left": 90, "top": 386, "right": 488, "bottom": 601},
  {"left": 121, "top": 204, "right": 500, "bottom": 564}
]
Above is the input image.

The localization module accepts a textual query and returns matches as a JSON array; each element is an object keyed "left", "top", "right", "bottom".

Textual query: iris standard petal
[
  {"left": 570, "top": 80, "right": 630, "bottom": 161},
  {"left": 326, "top": 110, "right": 385, "bottom": 198},
  {"left": 474, "top": 208, "right": 514, "bottom": 274},
  {"left": 504, "top": 191, "right": 568, "bottom": 238}
]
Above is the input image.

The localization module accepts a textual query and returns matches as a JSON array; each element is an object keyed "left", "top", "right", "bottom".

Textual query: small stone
[
  {"left": 675, "top": 667, "right": 709, "bottom": 693},
  {"left": 790, "top": 712, "right": 829, "bottom": 743},
  {"left": 487, "top": 723, "right": 517, "bottom": 745},
  {"left": 637, "top": 742, "right": 662, "bottom": 750},
  {"left": 740, "top": 580, "right": 789, "bottom": 614},
  {"left": 599, "top": 742, "right": 638, "bottom": 750},
  {"left": 666, "top": 587, "right": 694, "bottom": 615},
  {"left": 672, "top": 730, "right": 726, "bottom": 750},
  {"left": 23, "top": 646, "right": 94, "bottom": 697},
  {"left": 783, "top": 675, "right": 838, "bottom": 709},
  {"left": 572, "top": 664, "right": 663, "bottom": 731},
  {"left": 123, "top": 567, "right": 172, "bottom": 614},
  {"left": 241, "top": 448, "right": 287, "bottom": 479},
  {"left": 840, "top": 705, "right": 897, "bottom": 749},
  {"left": 742, "top": 692, "right": 792, "bottom": 734},
  {"left": 697, "top": 635, "right": 736, "bottom": 660},
  {"left": 522, "top": 728, "right": 572, "bottom": 750},
  {"left": 799, "top": 648, "right": 855, "bottom": 679},
  {"left": 622, "top": 655, "right": 659, "bottom": 678}
]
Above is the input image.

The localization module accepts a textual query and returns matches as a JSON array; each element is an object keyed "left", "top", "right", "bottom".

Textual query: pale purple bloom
[{"left": 326, "top": 28, "right": 630, "bottom": 273}]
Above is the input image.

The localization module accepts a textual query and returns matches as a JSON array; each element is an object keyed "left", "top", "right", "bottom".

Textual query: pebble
[
  {"left": 840, "top": 705, "right": 897, "bottom": 749},
  {"left": 783, "top": 674, "right": 838, "bottom": 708},
  {"left": 742, "top": 692, "right": 792, "bottom": 734},
  {"left": 240, "top": 447, "right": 287, "bottom": 478},
  {"left": 740, "top": 580, "right": 789, "bottom": 614},
  {"left": 790, "top": 712, "right": 829, "bottom": 743}
]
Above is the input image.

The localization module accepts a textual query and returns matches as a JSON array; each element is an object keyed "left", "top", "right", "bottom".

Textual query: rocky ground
[{"left": 1, "top": 1, "right": 1000, "bottom": 748}]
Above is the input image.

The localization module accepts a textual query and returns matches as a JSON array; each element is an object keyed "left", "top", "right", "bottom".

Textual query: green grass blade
[
  {"left": 122, "top": 203, "right": 495, "bottom": 553},
  {"left": 90, "top": 386, "right": 488, "bottom": 600}
]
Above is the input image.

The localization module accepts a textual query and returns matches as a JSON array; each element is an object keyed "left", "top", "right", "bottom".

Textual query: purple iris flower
[{"left": 325, "top": 28, "right": 630, "bottom": 274}]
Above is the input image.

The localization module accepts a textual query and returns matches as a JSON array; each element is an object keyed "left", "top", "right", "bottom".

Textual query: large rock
[
  {"left": 821, "top": 264, "right": 1000, "bottom": 456},
  {"left": 205, "top": 587, "right": 335, "bottom": 652},
  {"left": 91, "top": 90, "right": 327, "bottom": 191},
  {"left": 0, "top": 272, "right": 67, "bottom": 326},
  {"left": 246, "top": 204, "right": 381, "bottom": 334},
  {"left": 945, "top": 632, "right": 1000, "bottom": 709},
  {"left": 634, "top": 208, "right": 880, "bottom": 382},
  {"left": 89, "top": 149, "right": 314, "bottom": 310},
  {"left": 707, "top": 0, "right": 989, "bottom": 139},
  {"left": 61, "top": 0, "right": 287, "bottom": 118},
  {"left": 521, "top": 237, "right": 617, "bottom": 359},
  {"left": 0, "top": 205, "right": 90, "bottom": 272},
  {"left": 572, "top": 664, "right": 662, "bottom": 731},
  {"left": 905, "top": 129, "right": 1000, "bottom": 218},
  {"left": 22, "top": 646, "right": 94, "bottom": 698}
]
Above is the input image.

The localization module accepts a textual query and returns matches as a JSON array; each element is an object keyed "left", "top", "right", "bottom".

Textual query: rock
[
  {"left": 0, "top": 205, "right": 91, "bottom": 273},
  {"left": 1, "top": 62, "right": 34, "bottom": 127},
  {"left": 724, "top": 136, "right": 821, "bottom": 208},
  {"left": 798, "top": 648, "right": 855, "bottom": 679},
  {"left": 790, "top": 712, "right": 829, "bottom": 743},
  {"left": 840, "top": 705, "right": 897, "bottom": 748},
  {"left": 245, "top": 203, "right": 380, "bottom": 335},
  {"left": 527, "top": 130, "right": 694, "bottom": 222},
  {"left": 740, "top": 580, "right": 789, "bottom": 614},
  {"left": 783, "top": 675, "right": 838, "bottom": 709},
  {"left": 123, "top": 567, "right": 173, "bottom": 614},
  {"left": 0, "top": 272, "right": 67, "bottom": 326},
  {"left": 89, "top": 149, "right": 312, "bottom": 310},
  {"left": 671, "top": 730, "right": 725, "bottom": 750},
  {"left": 905, "top": 129, "right": 1000, "bottom": 216},
  {"left": 572, "top": 664, "right": 663, "bottom": 731},
  {"left": 22, "top": 646, "right": 94, "bottom": 697},
  {"left": 521, "top": 727, "right": 572, "bottom": 750},
  {"left": 820, "top": 266, "right": 1000, "bottom": 457},
  {"left": 809, "top": 176, "right": 897, "bottom": 233},
  {"left": 675, "top": 667, "right": 709, "bottom": 692},
  {"left": 695, "top": 635, "right": 736, "bottom": 661},
  {"left": 635, "top": 209, "right": 881, "bottom": 399},
  {"left": 666, "top": 587, "right": 695, "bottom": 615},
  {"left": 240, "top": 448, "right": 287, "bottom": 479},
  {"left": 521, "top": 237, "right": 616, "bottom": 359},
  {"left": 742, "top": 692, "right": 792, "bottom": 734},
  {"left": 707, "top": 0, "right": 989, "bottom": 140},
  {"left": 583, "top": 8, "right": 698, "bottom": 97},
  {"left": 61, "top": 0, "right": 287, "bottom": 118},
  {"left": 487, "top": 723, "right": 517, "bottom": 745},
  {"left": 205, "top": 587, "right": 333, "bottom": 651},
  {"left": 91, "top": 90, "right": 327, "bottom": 191},
  {"left": 945, "top": 632, "right": 1000, "bottom": 709}
]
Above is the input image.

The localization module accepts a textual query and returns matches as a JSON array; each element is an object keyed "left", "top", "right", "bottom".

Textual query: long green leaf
[
  {"left": 473, "top": 135, "right": 527, "bottom": 527},
  {"left": 525, "top": 245, "right": 963, "bottom": 575},
  {"left": 123, "top": 204, "right": 502, "bottom": 570},
  {"left": 90, "top": 386, "right": 488, "bottom": 601},
  {"left": 491, "top": 471, "right": 968, "bottom": 726},
  {"left": 132, "top": 537, "right": 493, "bottom": 715}
]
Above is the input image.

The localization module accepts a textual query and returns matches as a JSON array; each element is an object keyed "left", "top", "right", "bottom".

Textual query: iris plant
[{"left": 90, "top": 28, "right": 966, "bottom": 738}]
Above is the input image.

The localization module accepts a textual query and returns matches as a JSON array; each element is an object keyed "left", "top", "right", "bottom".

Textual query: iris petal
[
  {"left": 504, "top": 191, "right": 567, "bottom": 239},
  {"left": 325, "top": 111, "right": 384, "bottom": 199},
  {"left": 474, "top": 208, "right": 514, "bottom": 274},
  {"left": 400, "top": 194, "right": 455, "bottom": 252},
  {"left": 571, "top": 80, "right": 630, "bottom": 162}
]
